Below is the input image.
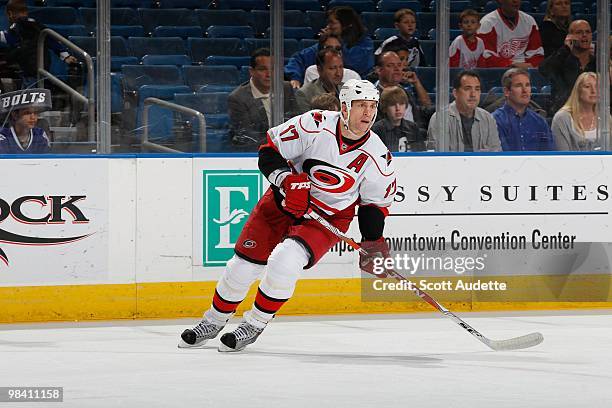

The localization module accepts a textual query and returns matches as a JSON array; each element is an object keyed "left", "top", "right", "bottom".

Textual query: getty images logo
[
  {"left": 202, "top": 170, "right": 263, "bottom": 267},
  {"left": 0, "top": 195, "right": 91, "bottom": 266}
]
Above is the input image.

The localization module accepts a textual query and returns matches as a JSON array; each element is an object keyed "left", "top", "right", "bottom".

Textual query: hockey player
[
  {"left": 179, "top": 79, "right": 396, "bottom": 352},
  {"left": 0, "top": 88, "right": 52, "bottom": 154}
]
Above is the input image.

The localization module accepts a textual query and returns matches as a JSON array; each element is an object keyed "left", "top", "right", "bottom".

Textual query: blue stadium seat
[
  {"left": 122, "top": 65, "right": 184, "bottom": 92},
  {"left": 183, "top": 65, "right": 240, "bottom": 90},
  {"left": 430, "top": 0, "right": 470, "bottom": 11},
  {"left": 69, "top": 35, "right": 132, "bottom": 58},
  {"left": 528, "top": 68, "right": 550, "bottom": 91},
  {"left": 205, "top": 56, "right": 251, "bottom": 68},
  {"left": 111, "top": 25, "right": 145, "bottom": 37},
  {"left": 187, "top": 38, "right": 245, "bottom": 64},
  {"left": 251, "top": 10, "right": 308, "bottom": 35},
  {"left": 29, "top": 7, "right": 78, "bottom": 25},
  {"left": 159, "top": 0, "right": 202, "bottom": 8},
  {"left": 137, "top": 85, "right": 190, "bottom": 141},
  {"left": 373, "top": 27, "right": 399, "bottom": 40},
  {"left": 174, "top": 92, "right": 231, "bottom": 152},
  {"left": 154, "top": 25, "right": 203, "bottom": 38},
  {"left": 110, "top": 72, "right": 124, "bottom": 113},
  {"left": 484, "top": 0, "right": 497, "bottom": 11},
  {"left": 531, "top": 13, "right": 545, "bottom": 26},
  {"left": 327, "top": 0, "right": 376, "bottom": 12},
  {"left": 416, "top": 12, "right": 436, "bottom": 33},
  {"left": 305, "top": 10, "right": 326, "bottom": 32},
  {"left": 46, "top": 24, "right": 87, "bottom": 37},
  {"left": 299, "top": 38, "right": 318, "bottom": 49},
  {"left": 128, "top": 37, "right": 186, "bottom": 59},
  {"left": 239, "top": 65, "right": 250, "bottom": 83},
  {"left": 195, "top": 9, "right": 252, "bottom": 29},
  {"left": 138, "top": 8, "right": 196, "bottom": 34},
  {"left": 111, "top": 57, "right": 140, "bottom": 71},
  {"left": 206, "top": 25, "right": 255, "bottom": 39},
  {"left": 142, "top": 54, "right": 192, "bottom": 66},
  {"left": 415, "top": 67, "right": 435, "bottom": 90},
  {"left": 112, "top": 0, "right": 151, "bottom": 7},
  {"left": 540, "top": 85, "right": 551, "bottom": 94},
  {"left": 428, "top": 28, "right": 462, "bottom": 40},
  {"left": 80, "top": 8, "right": 141, "bottom": 32},
  {"left": 284, "top": 0, "right": 322, "bottom": 11},
  {"left": 215, "top": 0, "right": 268, "bottom": 10},
  {"left": 377, "top": 0, "right": 422, "bottom": 12},
  {"left": 48, "top": 0, "right": 95, "bottom": 7},
  {"left": 197, "top": 85, "right": 237, "bottom": 93},
  {"left": 361, "top": 12, "right": 395, "bottom": 34},
  {"left": 265, "top": 26, "right": 315, "bottom": 40},
  {"left": 478, "top": 68, "right": 507, "bottom": 91},
  {"left": 244, "top": 38, "right": 300, "bottom": 56},
  {"left": 420, "top": 40, "right": 436, "bottom": 64}
]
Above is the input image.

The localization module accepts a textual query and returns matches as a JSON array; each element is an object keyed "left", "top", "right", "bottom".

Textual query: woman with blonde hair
[{"left": 551, "top": 72, "right": 604, "bottom": 150}]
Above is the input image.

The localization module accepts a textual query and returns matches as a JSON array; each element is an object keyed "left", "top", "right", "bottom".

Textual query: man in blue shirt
[
  {"left": 492, "top": 68, "right": 555, "bottom": 151},
  {"left": 0, "top": 88, "right": 52, "bottom": 154}
]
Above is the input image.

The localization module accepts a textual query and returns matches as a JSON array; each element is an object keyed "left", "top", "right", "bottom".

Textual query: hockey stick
[{"left": 305, "top": 209, "right": 544, "bottom": 351}]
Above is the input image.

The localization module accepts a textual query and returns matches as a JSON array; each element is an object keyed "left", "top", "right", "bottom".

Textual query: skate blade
[
  {"left": 217, "top": 343, "right": 245, "bottom": 353},
  {"left": 177, "top": 339, "right": 209, "bottom": 349}
]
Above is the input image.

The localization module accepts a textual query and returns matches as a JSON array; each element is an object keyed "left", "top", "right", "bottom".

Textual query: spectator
[
  {"left": 492, "top": 68, "right": 555, "bottom": 151},
  {"left": 477, "top": 0, "right": 544, "bottom": 68},
  {"left": 0, "top": 88, "right": 52, "bottom": 154},
  {"left": 285, "top": 33, "right": 345, "bottom": 88},
  {"left": 428, "top": 70, "right": 501, "bottom": 152},
  {"left": 0, "top": 0, "right": 77, "bottom": 87},
  {"left": 310, "top": 93, "right": 340, "bottom": 111},
  {"left": 539, "top": 20, "right": 596, "bottom": 114},
  {"left": 449, "top": 9, "right": 486, "bottom": 69},
  {"left": 552, "top": 72, "right": 606, "bottom": 150},
  {"left": 296, "top": 49, "right": 344, "bottom": 113},
  {"left": 371, "top": 86, "right": 424, "bottom": 152},
  {"left": 228, "top": 48, "right": 299, "bottom": 151},
  {"left": 303, "top": 35, "right": 360, "bottom": 85},
  {"left": 319, "top": 6, "right": 374, "bottom": 78},
  {"left": 540, "top": 0, "right": 572, "bottom": 57},
  {"left": 374, "top": 9, "right": 427, "bottom": 68},
  {"left": 374, "top": 51, "right": 432, "bottom": 130}
]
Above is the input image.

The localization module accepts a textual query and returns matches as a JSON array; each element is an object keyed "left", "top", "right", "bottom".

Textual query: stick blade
[{"left": 485, "top": 332, "right": 544, "bottom": 351}]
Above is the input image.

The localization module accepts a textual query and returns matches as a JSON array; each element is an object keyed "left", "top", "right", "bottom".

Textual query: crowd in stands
[{"left": 0, "top": 0, "right": 609, "bottom": 154}]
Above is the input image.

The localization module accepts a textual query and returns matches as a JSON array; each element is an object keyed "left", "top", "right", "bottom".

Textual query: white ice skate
[
  {"left": 218, "top": 313, "right": 266, "bottom": 352},
  {"left": 178, "top": 315, "right": 226, "bottom": 348}
]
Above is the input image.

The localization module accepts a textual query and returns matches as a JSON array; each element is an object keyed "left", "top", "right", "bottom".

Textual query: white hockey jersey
[
  {"left": 477, "top": 9, "right": 544, "bottom": 67},
  {"left": 449, "top": 35, "right": 485, "bottom": 69},
  {"left": 265, "top": 110, "right": 396, "bottom": 216}
]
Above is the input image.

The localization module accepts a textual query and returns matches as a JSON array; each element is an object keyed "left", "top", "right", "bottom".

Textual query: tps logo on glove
[{"left": 290, "top": 181, "right": 311, "bottom": 190}]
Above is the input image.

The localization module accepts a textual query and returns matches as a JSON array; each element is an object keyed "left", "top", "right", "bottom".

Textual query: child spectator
[
  {"left": 375, "top": 9, "right": 427, "bottom": 68},
  {"left": 449, "top": 9, "right": 486, "bottom": 69},
  {"left": 0, "top": 88, "right": 52, "bottom": 154},
  {"left": 371, "top": 86, "right": 424, "bottom": 152},
  {"left": 309, "top": 93, "right": 340, "bottom": 111}
]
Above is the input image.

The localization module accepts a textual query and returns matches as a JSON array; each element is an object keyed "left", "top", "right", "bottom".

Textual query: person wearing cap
[{"left": 0, "top": 88, "right": 51, "bottom": 154}]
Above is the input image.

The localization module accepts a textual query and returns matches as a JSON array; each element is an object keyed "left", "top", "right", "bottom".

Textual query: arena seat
[
  {"left": 205, "top": 56, "right": 251, "bottom": 68},
  {"left": 284, "top": 0, "right": 322, "bottom": 11},
  {"left": 206, "top": 25, "right": 255, "bottom": 39},
  {"left": 244, "top": 38, "right": 300, "bottom": 56},
  {"left": 29, "top": 7, "right": 78, "bottom": 25},
  {"left": 142, "top": 54, "right": 192, "bottom": 66},
  {"left": 187, "top": 38, "right": 245, "bottom": 64},
  {"left": 80, "top": 8, "right": 141, "bottom": 32},
  {"left": 377, "top": 0, "right": 422, "bottom": 12},
  {"left": 153, "top": 25, "right": 203, "bottom": 38},
  {"left": 265, "top": 27, "right": 315, "bottom": 40},
  {"left": 195, "top": 9, "right": 252, "bottom": 28},
  {"left": 111, "top": 25, "right": 145, "bottom": 37},
  {"left": 127, "top": 37, "right": 186, "bottom": 59},
  {"left": 361, "top": 12, "right": 395, "bottom": 34},
  {"left": 138, "top": 8, "right": 196, "bottom": 34},
  {"left": 215, "top": 0, "right": 268, "bottom": 11},
  {"left": 183, "top": 65, "right": 240, "bottom": 91},
  {"left": 327, "top": 0, "right": 376, "bottom": 12},
  {"left": 305, "top": 10, "right": 326, "bottom": 32},
  {"left": 159, "top": 0, "right": 202, "bottom": 8}
]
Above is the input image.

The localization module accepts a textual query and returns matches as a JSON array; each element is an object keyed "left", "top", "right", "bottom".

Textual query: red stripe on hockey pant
[
  {"left": 212, "top": 290, "right": 241, "bottom": 314},
  {"left": 253, "top": 288, "right": 288, "bottom": 315}
]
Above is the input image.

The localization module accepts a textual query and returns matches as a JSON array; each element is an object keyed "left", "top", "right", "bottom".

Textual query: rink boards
[{"left": 1, "top": 154, "right": 612, "bottom": 322}]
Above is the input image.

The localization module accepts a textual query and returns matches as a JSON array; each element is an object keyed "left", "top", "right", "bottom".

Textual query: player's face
[
  {"left": 377, "top": 53, "right": 403, "bottom": 86},
  {"left": 453, "top": 75, "right": 481, "bottom": 112},
  {"left": 326, "top": 15, "right": 342, "bottom": 36},
  {"left": 498, "top": 0, "right": 520, "bottom": 15},
  {"left": 385, "top": 102, "right": 407, "bottom": 122},
  {"left": 347, "top": 100, "right": 378, "bottom": 135},
  {"left": 249, "top": 56, "right": 271, "bottom": 93},
  {"left": 578, "top": 75, "right": 598, "bottom": 106},
  {"left": 15, "top": 108, "right": 39, "bottom": 129},
  {"left": 460, "top": 16, "right": 480, "bottom": 36},
  {"left": 395, "top": 14, "right": 417, "bottom": 37},
  {"left": 505, "top": 74, "right": 531, "bottom": 108},
  {"left": 550, "top": 0, "right": 571, "bottom": 18}
]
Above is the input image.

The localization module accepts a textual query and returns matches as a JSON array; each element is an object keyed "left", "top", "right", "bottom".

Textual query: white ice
[{"left": 1, "top": 310, "right": 611, "bottom": 408}]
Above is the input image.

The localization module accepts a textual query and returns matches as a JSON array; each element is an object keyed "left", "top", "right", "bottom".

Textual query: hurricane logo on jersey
[{"left": 302, "top": 159, "right": 355, "bottom": 193}]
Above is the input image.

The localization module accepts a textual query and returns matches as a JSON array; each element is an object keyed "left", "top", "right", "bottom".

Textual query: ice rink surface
[{"left": 1, "top": 310, "right": 611, "bottom": 408}]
